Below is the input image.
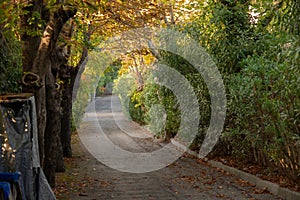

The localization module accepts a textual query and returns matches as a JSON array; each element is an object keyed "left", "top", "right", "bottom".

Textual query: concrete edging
[{"left": 171, "top": 139, "right": 300, "bottom": 200}]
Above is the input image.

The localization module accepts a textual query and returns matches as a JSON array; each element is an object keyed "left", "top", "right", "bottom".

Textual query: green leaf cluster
[{"left": 0, "top": 0, "right": 22, "bottom": 94}]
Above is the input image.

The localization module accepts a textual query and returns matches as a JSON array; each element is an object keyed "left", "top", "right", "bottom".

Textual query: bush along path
[{"left": 55, "top": 95, "right": 282, "bottom": 200}]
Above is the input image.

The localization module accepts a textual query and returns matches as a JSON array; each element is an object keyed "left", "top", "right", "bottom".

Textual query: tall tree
[
  {"left": 21, "top": 0, "right": 77, "bottom": 186},
  {"left": 19, "top": 0, "right": 169, "bottom": 186}
]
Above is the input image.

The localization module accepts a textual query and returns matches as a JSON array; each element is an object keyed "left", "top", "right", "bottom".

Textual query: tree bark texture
[
  {"left": 44, "top": 71, "right": 60, "bottom": 187},
  {"left": 21, "top": 1, "right": 76, "bottom": 186},
  {"left": 60, "top": 82, "right": 72, "bottom": 157},
  {"left": 60, "top": 46, "right": 88, "bottom": 158},
  {"left": 21, "top": 0, "right": 47, "bottom": 166}
]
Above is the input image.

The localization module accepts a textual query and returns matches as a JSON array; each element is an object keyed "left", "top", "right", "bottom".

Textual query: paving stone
[{"left": 70, "top": 96, "right": 282, "bottom": 200}]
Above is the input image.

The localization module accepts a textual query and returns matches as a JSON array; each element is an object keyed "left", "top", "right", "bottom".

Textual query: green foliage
[
  {"left": 181, "top": 0, "right": 300, "bottom": 181},
  {"left": 96, "top": 61, "right": 121, "bottom": 96},
  {"left": 149, "top": 51, "right": 211, "bottom": 142},
  {"left": 255, "top": 0, "right": 300, "bottom": 35},
  {"left": 126, "top": 0, "right": 300, "bottom": 181},
  {"left": 117, "top": 47, "right": 212, "bottom": 142},
  {"left": 224, "top": 55, "right": 299, "bottom": 180},
  {"left": 128, "top": 90, "right": 146, "bottom": 125},
  {"left": 113, "top": 73, "right": 143, "bottom": 122},
  {"left": 72, "top": 75, "right": 94, "bottom": 130},
  {"left": 142, "top": 80, "right": 180, "bottom": 139},
  {"left": 0, "top": 1, "right": 22, "bottom": 94},
  {"left": 182, "top": 0, "right": 257, "bottom": 74},
  {"left": 0, "top": 33, "right": 22, "bottom": 94}
]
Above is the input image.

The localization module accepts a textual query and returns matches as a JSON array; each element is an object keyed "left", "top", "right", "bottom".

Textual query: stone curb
[{"left": 171, "top": 139, "right": 300, "bottom": 200}]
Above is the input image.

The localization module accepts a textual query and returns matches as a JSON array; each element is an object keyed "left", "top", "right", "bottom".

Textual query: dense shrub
[
  {"left": 113, "top": 73, "right": 146, "bottom": 123},
  {"left": 223, "top": 56, "right": 299, "bottom": 181},
  {"left": 142, "top": 80, "right": 181, "bottom": 140}
]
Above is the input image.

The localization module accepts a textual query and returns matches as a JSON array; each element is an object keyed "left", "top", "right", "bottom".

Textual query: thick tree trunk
[
  {"left": 21, "top": 0, "right": 47, "bottom": 166},
  {"left": 51, "top": 50, "right": 66, "bottom": 173},
  {"left": 43, "top": 12, "right": 76, "bottom": 186},
  {"left": 59, "top": 22, "right": 74, "bottom": 158},
  {"left": 44, "top": 71, "right": 60, "bottom": 187},
  {"left": 21, "top": 1, "right": 77, "bottom": 185}
]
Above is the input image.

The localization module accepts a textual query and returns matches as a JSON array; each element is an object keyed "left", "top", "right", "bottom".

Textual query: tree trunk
[
  {"left": 21, "top": 0, "right": 47, "bottom": 166},
  {"left": 60, "top": 47, "right": 88, "bottom": 158},
  {"left": 21, "top": 1, "right": 77, "bottom": 185},
  {"left": 44, "top": 71, "right": 60, "bottom": 187},
  {"left": 56, "top": 133, "right": 66, "bottom": 173},
  {"left": 51, "top": 49, "right": 66, "bottom": 173},
  {"left": 60, "top": 78, "right": 73, "bottom": 157}
]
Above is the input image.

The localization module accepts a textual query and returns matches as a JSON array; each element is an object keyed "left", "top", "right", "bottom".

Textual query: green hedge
[{"left": 223, "top": 56, "right": 300, "bottom": 181}]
